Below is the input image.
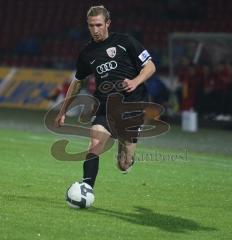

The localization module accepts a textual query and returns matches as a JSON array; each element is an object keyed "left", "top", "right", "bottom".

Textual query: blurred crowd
[
  {"left": 0, "top": 0, "right": 231, "bottom": 70},
  {"left": 177, "top": 62, "right": 232, "bottom": 120}
]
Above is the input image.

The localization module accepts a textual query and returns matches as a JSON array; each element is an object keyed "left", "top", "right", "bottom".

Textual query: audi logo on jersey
[{"left": 96, "top": 61, "right": 117, "bottom": 74}]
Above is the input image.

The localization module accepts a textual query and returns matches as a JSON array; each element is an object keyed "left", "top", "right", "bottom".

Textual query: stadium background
[{"left": 0, "top": 0, "right": 231, "bottom": 240}]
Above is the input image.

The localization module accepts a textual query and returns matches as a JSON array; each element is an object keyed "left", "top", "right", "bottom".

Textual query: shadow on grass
[
  {"left": 1, "top": 193, "right": 217, "bottom": 233},
  {"left": 1, "top": 193, "right": 64, "bottom": 208},
  {"left": 90, "top": 206, "right": 216, "bottom": 233}
]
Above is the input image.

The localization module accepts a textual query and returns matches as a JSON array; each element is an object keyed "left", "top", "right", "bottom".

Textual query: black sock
[{"left": 83, "top": 153, "right": 99, "bottom": 188}]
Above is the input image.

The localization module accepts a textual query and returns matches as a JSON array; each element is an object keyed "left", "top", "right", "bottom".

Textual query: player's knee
[
  {"left": 89, "top": 138, "right": 106, "bottom": 155},
  {"left": 117, "top": 159, "right": 132, "bottom": 171},
  {"left": 117, "top": 161, "right": 127, "bottom": 171},
  {"left": 91, "top": 138, "right": 101, "bottom": 147},
  {"left": 117, "top": 152, "right": 133, "bottom": 171},
  {"left": 117, "top": 151, "right": 133, "bottom": 161}
]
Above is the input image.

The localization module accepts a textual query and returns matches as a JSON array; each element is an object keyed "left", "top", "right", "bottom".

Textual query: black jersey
[{"left": 75, "top": 32, "right": 152, "bottom": 104}]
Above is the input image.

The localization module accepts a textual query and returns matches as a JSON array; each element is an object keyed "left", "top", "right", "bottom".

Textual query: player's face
[{"left": 87, "top": 15, "right": 110, "bottom": 42}]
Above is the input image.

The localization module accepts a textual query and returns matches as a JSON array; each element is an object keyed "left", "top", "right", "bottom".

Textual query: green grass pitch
[{"left": 0, "top": 127, "right": 231, "bottom": 240}]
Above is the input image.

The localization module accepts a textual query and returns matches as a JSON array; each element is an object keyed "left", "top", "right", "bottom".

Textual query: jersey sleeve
[
  {"left": 126, "top": 35, "right": 152, "bottom": 70},
  {"left": 75, "top": 51, "right": 92, "bottom": 80}
]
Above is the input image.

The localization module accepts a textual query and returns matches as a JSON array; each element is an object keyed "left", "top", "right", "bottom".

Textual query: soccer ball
[{"left": 66, "top": 182, "right": 95, "bottom": 209}]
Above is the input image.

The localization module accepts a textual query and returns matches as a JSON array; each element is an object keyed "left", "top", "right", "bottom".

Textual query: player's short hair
[{"left": 87, "top": 5, "right": 110, "bottom": 22}]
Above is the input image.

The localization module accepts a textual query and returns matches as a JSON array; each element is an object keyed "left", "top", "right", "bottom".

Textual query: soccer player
[{"left": 54, "top": 5, "right": 156, "bottom": 188}]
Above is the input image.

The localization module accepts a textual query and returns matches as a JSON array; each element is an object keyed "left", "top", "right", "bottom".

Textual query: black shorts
[{"left": 92, "top": 111, "right": 144, "bottom": 143}]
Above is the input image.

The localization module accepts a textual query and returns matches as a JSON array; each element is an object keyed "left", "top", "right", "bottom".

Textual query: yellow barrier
[{"left": 0, "top": 67, "right": 73, "bottom": 110}]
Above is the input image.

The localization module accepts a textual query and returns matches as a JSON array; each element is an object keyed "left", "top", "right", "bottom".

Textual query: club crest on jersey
[{"left": 106, "top": 47, "right": 116, "bottom": 58}]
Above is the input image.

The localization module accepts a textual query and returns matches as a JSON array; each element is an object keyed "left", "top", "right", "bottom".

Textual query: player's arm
[
  {"left": 54, "top": 79, "right": 81, "bottom": 127},
  {"left": 124, "top": 60, "right": 156, "bottom": 92}
]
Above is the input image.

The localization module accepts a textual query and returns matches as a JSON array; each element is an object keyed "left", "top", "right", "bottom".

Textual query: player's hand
[
  {"left": 123, "top": 78, "right": 139, "bottom": 92},
  {"left": 54, "top": 113, "right": 66, "bottom": 127}
]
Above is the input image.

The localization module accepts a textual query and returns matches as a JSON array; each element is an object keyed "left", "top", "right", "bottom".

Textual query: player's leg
[
  {"left": 83, "top": 124, "right": 111, "bottom": 188},
  {"left": 117, "top": 139, "right": 137, "bottom": 172},
  {"left": 88, "top": 124, "right": 111, "bottom": 155}
]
